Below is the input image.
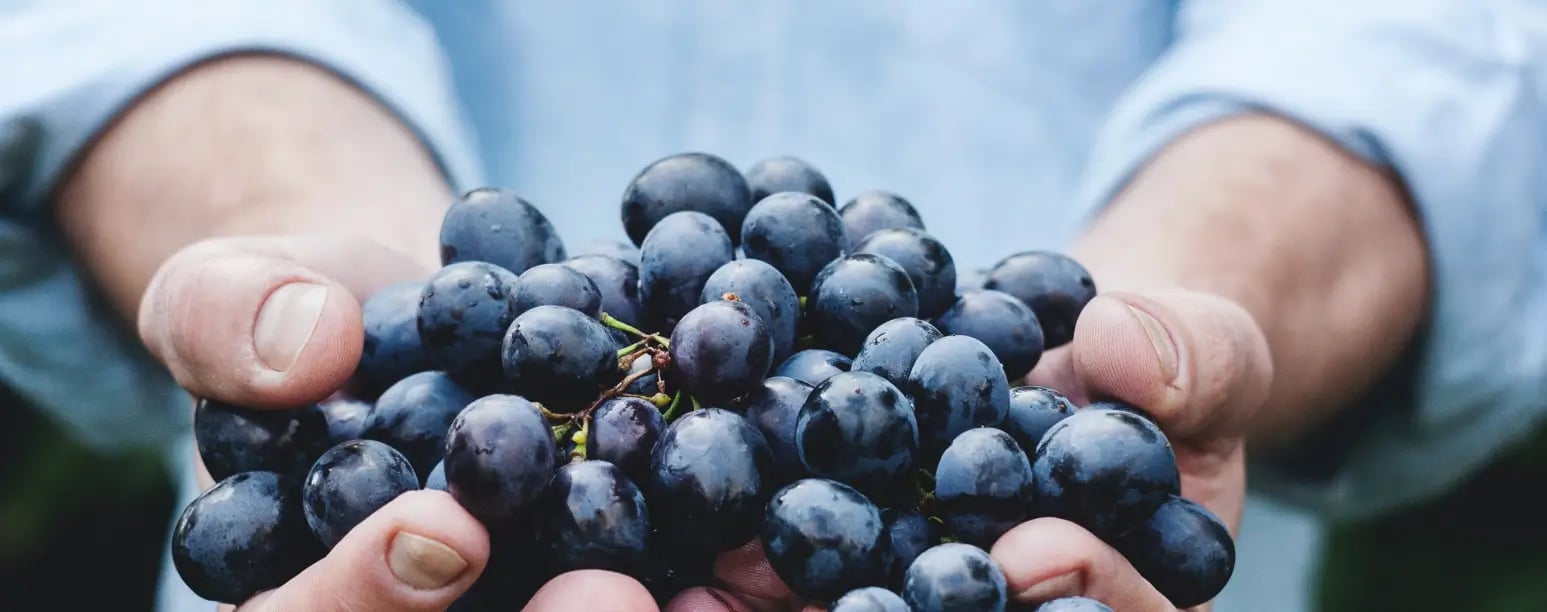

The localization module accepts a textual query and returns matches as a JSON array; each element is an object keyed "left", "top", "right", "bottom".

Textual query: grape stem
[
  {"left": 601, "top": 312, "right": 670, "bottom": 347},
  {"left": 537, "top": 402, "right": 571, "bottom": 423},
  {"left": 568, "top": 418, "right": 589, "bottom": 462},
  {"left": 551, "top": 422, "right": 575, "bottom": 443},
  {"left": 616, "top": 339, "right": 647, "bottom": 357},
  {"left": 661, "top": 391, "right": 686, "bottom": 421}
]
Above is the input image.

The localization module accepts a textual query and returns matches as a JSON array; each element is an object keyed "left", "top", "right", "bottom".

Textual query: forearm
[{"left": 1071, "top": 113, "right": 1430, "bottom": 449}]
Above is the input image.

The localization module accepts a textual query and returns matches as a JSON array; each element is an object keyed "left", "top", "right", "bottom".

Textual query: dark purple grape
[
  {"left": 537, "top": 460, "right": 652, "bottom": 576},
  {"left": 669, "top": 300, "right": 773, "bottom": 405},
  {"left": 573, "top": 238, "right": 641, "bottom": 267},
  {"left": 883, "top": 509, "right": 940, "bottom": 589},
  {"left": 701, "top": 259, "right": 800, "bottom": 365},
  {"left": 1031, "top": 407, "right": 1180, "bottom": 540},
  {"left": 830, "top": 587, "right": 908, "bottom": 612},
  {"left": 512, "top": 262, "right": 603, "bottom": 317},
  {"left": 853, "top": 228, "right": 958, "bottom": 318},
  {"left": 1093, "top": 399, "right": 1156, "bottom": 421},
  {"left": 565, "top": 254, "right": 645, "bottom": 326},
  {"left": 1036, "top": 597, "right": 1114, "bottom": 611},
  {"left": 1004, "top": 386, "right": 1076, "bottom": 453},
  {"left": 906, "top": 336, "right": 1011, "bottom": 464},
  {"left": 795, "top": 371, "right": 918, "bottom": 503},
  {"left": 194, "top": 399, "right": 330, "bottom": 482},
  {"left": 731, "top": 376, "right": 813, "bottom": 486},
  {"left": 587, "top": 396, "right": 666, "bottom": 484},
  {"left": 808, "top": 254, "right": 919, "bottom": 355},
  {"left": 839, "top": 190, "right": 924, "bottom": 250},
  {"left": 425, "top": 460, "right": 448, "bottom": 491},
  {"left": 902, "top": 543, "right": 1007, "bottom": 612},
  {"left": 745, "top": 156, "right": 835, "bottom": 205},
  {"left": 318, "top": 397, "right": 372, "bottom": 445},
  {"left": 171, "top": 471, "right": 323, "bottom": 604},
  {"left": 648, "top": 408, "right": 774, "bottom": 554},
  {"left": 444, "top": 394, "right": 558, "bottom": 524},
  {"left": 762, "top": 478, "right": 887, "bottom": 602},
  {"left": 622, "top": 152, "right": 753, "bottom": 246},
  {"left": 983, "top": 251, "right": 1097, "bottom": 349},
  {"left": 502, "top": 305, "right": 622, "bottom": 412},
  {"left": 439, "top": 187, "right": 566, "bottom": 274},
  {"left": 355, "top": 280, "right": 434, "bottom": 399},
  {"left": 740, "top": 192, "right": 845, "bottom": 292},
  {"left": 934, "top": 289, "right": 1044, "bottom": 382},
  {"left": 1113, "top": 495, "right": 1235, "bottom": 608},
  {"left": 639, "top": 211, "right": 735, "bottom": 330},
  {"left": 417, "top": 261, "right": 521, "bottom": 391},
  {"left": 934, "top": 428, "right": 1034, "bottom": 548},
  {"left": 851, "top": 317, "right": 941, "bottom": 388},
  {"left": 301, "top": 440, "right": 419, "bottom": 548},
  {"left": 360, "top": 371, "right": 476, "bottom": 482},
  {"left": 775, "top": 348, "right": 852, "bottom": 387}
]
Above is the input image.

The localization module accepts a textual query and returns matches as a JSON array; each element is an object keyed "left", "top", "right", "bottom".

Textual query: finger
[
  {"left": 523, "top": 569, "right": 658, "bottom": 611},
  {"left": 990, "top": 518, "right": 1176, "bottom": 611},
  {"left": 138, "top": 235, "right": 429, "bottom": 408},
  {"left": 1023, "top": 345, "right": 1089, "bottom": 405},
  {"left": 711, "top": 539, "right": 798, "bottom": 611},
  {"left": 239, "top": 490, "right": 489, "bottom": 612},
  {"left": 665, "top": 587, "right": 765, "bottom": 612}
]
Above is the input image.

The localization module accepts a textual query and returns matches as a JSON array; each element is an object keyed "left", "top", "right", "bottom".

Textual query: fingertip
[
  {"left": 990, "top": 518, "right": 1172, "bottom": 609},
  {"left": 712, "top": 539, "right": 796, "bottom": 608},
  {"left": 665, "top": 587, "right": 759, "bottom": 612},
  {"left": 523, "top": 570, "right": 656, "bottom": 611}
]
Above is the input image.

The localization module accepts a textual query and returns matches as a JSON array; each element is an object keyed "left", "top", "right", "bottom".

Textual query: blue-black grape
[
  {"left": 502, "top": 305, "right": 622, "bottom": 411},
  {"left": 171, "top": 471, "right": 322, "bottom": 604},
  {"left": 745, "top": 156, "right": 835, "bottom": 205},
  {"left": 1031, "top": 407, "right": 1180, "bottom": 541},
  {"left": 417, "top": 261, "right": 521, "bottom": 391},
  {"left": 669, "top": 300, "right": 774, "bottom": 405},
  {"left": 883, "top": 509, "right": 940, "bottom": 590},
  {"left": 587, "top": 396, "right": 666, "bottom": 484},
  {"left": 444, "top": 394, "right": 558, "bottom": 525},
  {"left": 838, "top": 190, "right": 924, "bottom": 250},
  {"left": 1004, "top": 386, "right": 1076, "bottom": 453},
  {"left": 301, "top": 440, "right": 419, "bottom": 548},
  {"left": 851, "top": 317, "right": 941, "bottom": 388},
  {"left": 830, "top": 587, "right": 908, "bottom": 612},
  {"left": 775, "top": 348, "right": 852, "bottom": 387},
  {"left": 807, "top": 254, "right": 919, "bottom": 355},
  {"left": 439, "top": 187, "right": 566, "bottom": 274},
  {"left": 537, "top": 460, "right": 652, "bottom": 576},
  {"left": 906, "top": 335, "right": 1011, "bottom": 464},
  {"left": 512, "top": 262, "right": 603, "bottom": 317},
  {"left": 194, "top": 399, "right": 330, "bottom": 482},
  {"left": 1113, "top": 495, "right": 1235, "bottom": 608},
  {"left": 318, "top": 397, "right": 372, "bottom": 445},
  {"left": 732, "top": 376, "right": 813, "bottom": 487},
  {"left": 622, "top": 152, "right": 753, "bottom": 246},
  {"left": 983, "top": 251, "right": 1097, "bottom": 349},
  {"left": 701, "top": 259, "right": 801, "bottom": 365},
  {"left": 356, "top": 280, "right": 434, "bottom": 399},
  {"left": 934, "top": 427, "right": 1034, "bottom": 548},
  {"left": 795, "top": 371, "right": 918, "bottom": 503},
  {"left": 425, "top": 460, "right": 448, "bottom": 491},
  {"left": 902, "top": 542, "right": 1007, "bottom": 612},
  {"left": 639, "top": 211, "right": 735, "bottom": 330},
  {"left": 853, "top": 228, "right": 958, "bottom": 318},
  {"left": 1036, "top": 597, "right": 1114, "bottom": 612},
  {"left": 740, "top": 192, "right": 845, "bottom": 292},
  {"left": 648, "top": 408, "right": 774, "bottom": 554},
  {"left": 934, "top": 289, "right": 1044, "bottom": 382},
  {"left": 761, "top": 478, "right": 887, "bottom": 602},
  {"left": 360, "top": 371, "right": 476, "bottom": 482},
  {"left": 565, "top": 254, "right": 645, "bottom": 326},
  {"left": 573, "top": 238, "right": 641, "bottom": 267}
]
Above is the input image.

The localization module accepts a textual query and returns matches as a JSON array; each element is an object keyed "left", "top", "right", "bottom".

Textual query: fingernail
[
  {"left": 1128, "top": 304, "right": 1178, "bottom": 383},
  {"left": 253, "top": 283, "right": 327, "bottom": 372},
  {"left": 388, "top": 531, "right": 468, "bottom": 590},
  {"left": 1015, "top": 570, "right": 1085, "bottom": 603}
]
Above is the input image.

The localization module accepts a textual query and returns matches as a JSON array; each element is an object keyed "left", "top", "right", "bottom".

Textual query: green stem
[
  {"left": 647, "top": 392, "right": 672, "bottom": 408},
  {"left": 551, "top": 423, "right": 575, "bottom": 443},
  {"left": 536, "top": 402, "right": 571, "bottom": 422},
  {"left": 616, "top": 339, "right": 646, "bottom": 357},
  {"left": 601, "top": 312, "right": 648, "bottom": 337},
  {"left": 662, "top": 391, "right": 686, "bottom": 421},
  {"left": 569, "top": 418, "right": 590, "bottom": 461}
]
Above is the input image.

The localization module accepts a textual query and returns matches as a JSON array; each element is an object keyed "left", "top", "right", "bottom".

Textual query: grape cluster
[{"left": 170, "top": 153, "right": 1235, "bottom": 610}]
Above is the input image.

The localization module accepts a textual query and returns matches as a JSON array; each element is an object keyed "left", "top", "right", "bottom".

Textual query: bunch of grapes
[{"left": 170, "top": 153, "right": 1235, "bottom": 611}]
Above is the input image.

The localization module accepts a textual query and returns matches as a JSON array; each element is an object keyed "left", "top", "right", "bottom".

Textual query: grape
[
  {"left": 701, "top": 259, "right": 801, "bottom": 364},
  {"left": 795, "top": 371, "right": 918, "bottom": 503},
  {"left": 360, "top": 371, "right": 476, "bottom": 482},
  {"left": 740, "top": 192, "right": 845, "bottom": 291},
  {"left": 906, "top": 336, "right": 1011, "bottom": 464},
  {"left": 853, "top": 228, "right": 958, "bottom": 318},
  {"left": 622, "top": 152, "right": 753, "bottom": 246},
  {"left": 439, "top": 187, "right": 566, "bottom": 274},
  {"left": 882, "top": 509, "right": 940, "bottom": 589},
  {"left": 851, "top": 317, "right": 941, "bottom": 388},
  {"left": 830, "top": 587, "right": 908, "bottom": 612},
  {"left": 1003, "top": 386, "right": 1076, "bottom": 453},
  {"left": 934, "top": 289, "right": 1044, "bottom": 381},
  {"left": 807, "top": 254, "right": 920, "bottom": 355},
  {"left": 564, "top": 254, "right": 645, "bottom": 326},
  {"left": 1036, "top": 597, "right": 1114, "bottom": 612},
  {"left": 356, "top": 280, "right": 434, "bottom": 399},
  {"left": 425, "top": 460, "right": 448, "bottom": 491},
  {"left": 639, "top": 211, "right": 735, "bottom": 329},
  {"left": 761, "top": 478, "right": 887, "bottom": 602},
  {"left": 537, "top": 460, "right": 652, "bottom": 576},
  {"left": 573, "top": 238, "right": 641, "bottom": 266},
  {"left": 171, "top": 472, "right": 322, "bottom": 604},
  {"left": 318, "top": 397, "right": 372, "bottom": 446},
  {"left": 902, "top": 543, "right": 1008, "bottom": 612},
  {"left": 444, "top": 395, "right": 558, "bottom": 525},
  {"left": 501, "top": 305, "right": 622, "bottom": 411},
  {"left": 1114, "top": 495, "right": 1235, "bottom": 608},
  {"left": 745, "top": 156, "right": 835, "bottom": 205},
  {"left": 587, "top": 396, "right": 667, "bottom": 484},
  {"left": 622, "top": 351, "right": 671, "bottom": 397},
  {"left": 838, "top": 190, "right": 924, "bottom": 249},
  {"left": 775, "top": 348, "right": 852, "bottom": 387},
  {"left": 732, "top": 376, "right": 813, "bottom": 486},
  {"left": 668, "top": 300, "right": 774, "bottom": 405},
  {"left": 417, "top": 261, "right": 521, "bottom": 391},
  {"left": 1031, "top": 407, "right": 1180, "bottom": 540},
  {"left": 1093, "top": 399, "right": 1157, "bottom": 422},
  {"left": 194, "top": 399, "right": 330, "bottom": 482},
  {"left": 934, "top": 428, "right": 1034, "bottom": 548},
  {"left": 512, "top": 262, "right": 603, "bottom": 317},
  {"left": 301, "top": 440, "right": 419, "bottom": 548},
  {"left": 983, "top": 251, "right": 1097, "bottom": 348},
  {"left": 956, "top": 267, "right": 987, "bottom": 295},
  {"left": 648, "top": 408, "right": 774, "bottom": 554}
]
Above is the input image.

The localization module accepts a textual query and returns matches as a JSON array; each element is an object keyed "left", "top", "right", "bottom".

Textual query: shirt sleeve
[{"left": 1072, "top": 0, "right": 1547, "bottom": 520}]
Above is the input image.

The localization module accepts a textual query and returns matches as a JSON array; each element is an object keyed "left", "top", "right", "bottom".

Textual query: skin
[{"left": 56, "top": 51, "right": 1426, "bottom": 612}]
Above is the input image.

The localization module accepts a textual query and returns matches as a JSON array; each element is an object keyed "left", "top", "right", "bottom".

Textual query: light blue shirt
[{"left": 3, "top": 1, "right": 1546, "bottom": 610}]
